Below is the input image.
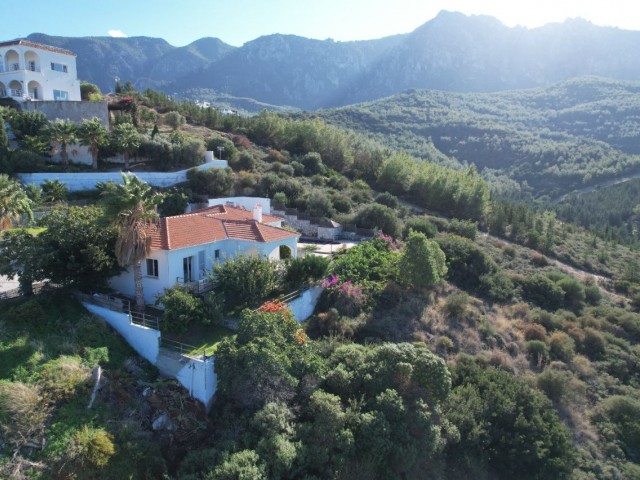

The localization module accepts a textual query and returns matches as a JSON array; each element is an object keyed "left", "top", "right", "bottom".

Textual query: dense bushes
[
  {"left": 444, "top": 358, "right": 575, "bottom": 479},
  {"left": 213, "top": 255, "right": 279, "bottom": 310},
  {"left": 187, "top": 167, "right": 234, "bottom": 197}
]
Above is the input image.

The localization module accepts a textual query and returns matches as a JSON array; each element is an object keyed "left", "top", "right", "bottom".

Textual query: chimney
[{"left": 253, "top": 204, "right": 263, "bottom": 223}]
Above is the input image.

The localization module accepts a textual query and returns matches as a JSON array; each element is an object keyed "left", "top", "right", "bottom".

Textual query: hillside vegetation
[
  {"left": 2, "top": 88, "right": 640, "bottom": 479},
  {"left": 313, "top": 77, "right": 640, "bottom": 198}
]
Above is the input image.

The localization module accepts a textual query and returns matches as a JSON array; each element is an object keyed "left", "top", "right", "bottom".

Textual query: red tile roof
[
  {"left": 190, "top": 204, "right": 283, "bottom": 224},
  {"left": 0, "top": 39, "right": 76, "bottom": 56},
  {"left": 149, "top": 204, "right": 297, "bottom": 251}
]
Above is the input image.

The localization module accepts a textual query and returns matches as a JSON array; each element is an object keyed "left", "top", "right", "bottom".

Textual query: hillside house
[
  {"left": 109, "top": 203, "right": 299, "bottom": 304},
  {"left": 0, "top": 39, "right": 81, "bottom": 102}
]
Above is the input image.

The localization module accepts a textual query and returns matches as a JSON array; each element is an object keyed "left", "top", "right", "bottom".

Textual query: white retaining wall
[
  {"left": 17, "top": 160, "right": 228, "bottom": 191},
  {"left": 82, "top": 303, "right": 160, "bottom": 364},
  {"left": 172, "top": 357, "right": 217, "bottom": 410},
  {"left": 288, "top": 285, "right": 324, "bottom": 322},
  {"left": 83, "top": 302, "right": 217, "bottom": 409}
]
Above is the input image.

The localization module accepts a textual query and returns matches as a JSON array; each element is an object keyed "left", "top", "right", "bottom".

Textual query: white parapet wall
[
  {"left": 171, "top": 357, "right": 217, "bottom": 410},
  {"left": 82, "top": 303, "right": 160, "bottom": 364},
  {"left": 287, "top": 285, "right": 324, "bottom": 322},
  {"left": 17, "top": 160, "right": 228, "bottom": 192}
]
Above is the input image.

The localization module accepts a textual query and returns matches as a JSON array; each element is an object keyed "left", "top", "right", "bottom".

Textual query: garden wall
[
  {"left": 288, "top": 285, "right": 324, "bottom": 322},
  {"left": 82, "top": 303, "right": 160, "bottom": 364},
  {"left": 17, "top": 159, "right": 228, "bottom": 191}
]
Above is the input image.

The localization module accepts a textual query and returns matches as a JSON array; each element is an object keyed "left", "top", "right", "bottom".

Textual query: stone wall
[
  {"left": 271, "top": 208, "right": 319, "bottom": 236},
  {"left": 23, "top": 100, "right": 109, "bottom": 126}
]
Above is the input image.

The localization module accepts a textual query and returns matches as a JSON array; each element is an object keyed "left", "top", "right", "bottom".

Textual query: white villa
[
  {"left": 109, "top": 202, "right": 299, "bottom": 305},
  {"left": 0, "top": 39, "right": 81, "bottom": 103}
]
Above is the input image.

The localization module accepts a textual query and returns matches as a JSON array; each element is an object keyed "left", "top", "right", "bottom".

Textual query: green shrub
[
  {"left": 374, "top": 191, "right": 399, "bottom": 209},
  {"left": 82, "top": 347, "right": 109, "bottom": 367},
  {"left": 353, "top": 204, "right": 402, "bottom": 238},
  {"left": 448, "top": 218, "right": 477, "bottom": 240},
  {"left": 213, "top": 255, "right": 279, "bottom": 310},
  {"left": 581, "top": 327, "right": 606, "bottom": 359},
  {"left": 548, "top": 331, "right": 575, "bottom": 362},
  {"left": 537, "top": 369, "right": 574, "bottom": 403},
  {"left": 526, "top": 340, "right": 549, "bottom": 364},
  {"left": 284, "top": 255, "right": 330, "bottom": 290},
  {"left": 158, "top": 286, "right": 204, "bottom": 333},
  {"left": 443, "top": 291, "right": 470, "bottom": 318},
  {"left": 602, "top": 395, "right": 640, "bottom": 462},
  {"left": 68, "top": 425, "right": 116, "bottom": 468},
  {"left": 187, "top": 167, "right": 234, "bottom": 197},
  {"left": 520, "top": 275, "right": 565, "bottom": 311},
  {"left": 39, "top": 355, "right": 91, "bottom": 400},
  {"left": 403, "top": 217, "right": 437, "bottom": 239},
  {"left": 584, "top": 284, "right": 602, "bottom": 305}
]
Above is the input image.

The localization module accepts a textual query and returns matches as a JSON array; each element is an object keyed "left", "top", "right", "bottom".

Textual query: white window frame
[
  {"left": 146, "top": 258, "right": 159, "bottom": 278},
  {"left": 50, "top": 62, "right": 68, "bottom": 73},
  {"left": 53, "top": 89, "right": 69, "bottom": 101}
]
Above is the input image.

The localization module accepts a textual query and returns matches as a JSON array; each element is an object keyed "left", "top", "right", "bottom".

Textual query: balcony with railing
[
  {"left": 176, "top": 277, "right": 214, "bottom": 295},
  {"left": 0, "top": 89, "right": 6, "bottom": 97},
  {"left": 10, "top": 88, "right": 22, "bottom": 97}
]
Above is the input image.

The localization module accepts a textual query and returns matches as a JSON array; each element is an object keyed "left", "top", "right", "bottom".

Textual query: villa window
[
  {"left": 50, "top": 62, "right": 68, "bottom": 73},
  {"left": 214, "top": 249, "right": 221, "bottom": 260},
  {"left": 146, "top": 259, "right": 159, "bottom": 277},
  {"left": 53, "top": 89, "right": 69, "bottom": 101}
]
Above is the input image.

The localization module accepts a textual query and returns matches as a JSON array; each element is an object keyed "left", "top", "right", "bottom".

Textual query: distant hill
[
  {"left": 25, "top": 33, "right": 235, "bottom": 92},
  {"left": 311, "top": 77, "right": 640, "bottom": 198},
  {"left": 20, "top": 11, "right": 640, "bottom": 109}
]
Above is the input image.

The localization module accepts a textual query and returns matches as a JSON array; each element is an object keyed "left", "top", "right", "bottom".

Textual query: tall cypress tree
[{"left": 0, "top": 115, "right": 8, "bottom": 150}]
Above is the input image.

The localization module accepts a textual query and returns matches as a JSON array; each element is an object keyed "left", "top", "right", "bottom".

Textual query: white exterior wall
[
  {"left": 0, "top": 43, "right": 80, "bottom": 102},
  {"left": 110, "top": 236, "right": 299, "bottom": 305},
  {"left": 17, "top": 160, "right": 228, "bottom": 191},
  {"left": 82, "top": 303, "right": 160, "bottom": 364}
]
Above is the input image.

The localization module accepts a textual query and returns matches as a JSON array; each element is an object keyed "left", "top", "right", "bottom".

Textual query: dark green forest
[{"left": 311, "top": 77, "right": 640, "bottom": 198}]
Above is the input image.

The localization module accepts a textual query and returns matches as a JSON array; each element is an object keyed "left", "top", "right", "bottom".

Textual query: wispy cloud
[{"left": 108, "top": 29, "right": 128, "bottom": 38}]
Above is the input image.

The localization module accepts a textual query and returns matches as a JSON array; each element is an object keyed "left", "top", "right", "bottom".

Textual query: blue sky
[{"left": 5, "top": 0, "right": 639, "bottom": 47}]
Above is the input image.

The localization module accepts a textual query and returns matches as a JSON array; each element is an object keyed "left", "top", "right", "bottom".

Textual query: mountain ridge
[{"left": 16, "top": 11, "right": 640, "bottom": 109}]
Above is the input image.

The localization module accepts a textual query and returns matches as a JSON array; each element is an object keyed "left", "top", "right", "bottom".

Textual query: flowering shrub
[
  {"left": 258, "top": 299, "right": 288, "bottom": 313},
  {"left": 322, "top": 274, "right": 340, "bottom": 288},
  {"left": 319, "top": 276, "right": 368, "bottom": 317}
]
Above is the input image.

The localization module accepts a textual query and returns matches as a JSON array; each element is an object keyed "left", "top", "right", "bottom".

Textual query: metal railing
[
  {"left": 176, "top": 277, "right": 214, "bottom": 295},
  {"left": 130, "top": 310, "right": 160, "bottom": 330},
  {"left": 74, "top": 291, "right": 162, "bottom": 330},
  {"left": 10, "top": 88, "right": 22, "bottom": 97},
  {"left": 160, "top": 337, "right": 209, "bottom": 360}
]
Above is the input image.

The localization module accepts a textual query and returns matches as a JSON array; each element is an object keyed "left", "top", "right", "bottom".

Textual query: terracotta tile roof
[
  {"left": 149, "top": 204, "right": 298, "bottom": 251},
  {"left": 0, "top": 39, "right": 76, "bottom": 56},
  {"left": 190, "top": 204, "right": 283, "bottom": 224}
]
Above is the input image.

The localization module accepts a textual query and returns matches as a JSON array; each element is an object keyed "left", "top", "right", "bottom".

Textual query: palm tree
[
  {"left": 77, "top": 118, "right": 108, "bottom": 170},
  {"left": 0, "top": 174, "right": 33, "bottom": 231},
  {"left": 43, "top": 120, "right": 77, "bottom": 167},
  {"left": 101, "top": 173, "right": 163, "bottom": 310},
  {"left": 111, "top": 123, "right": 141, "bottom": 170}
]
